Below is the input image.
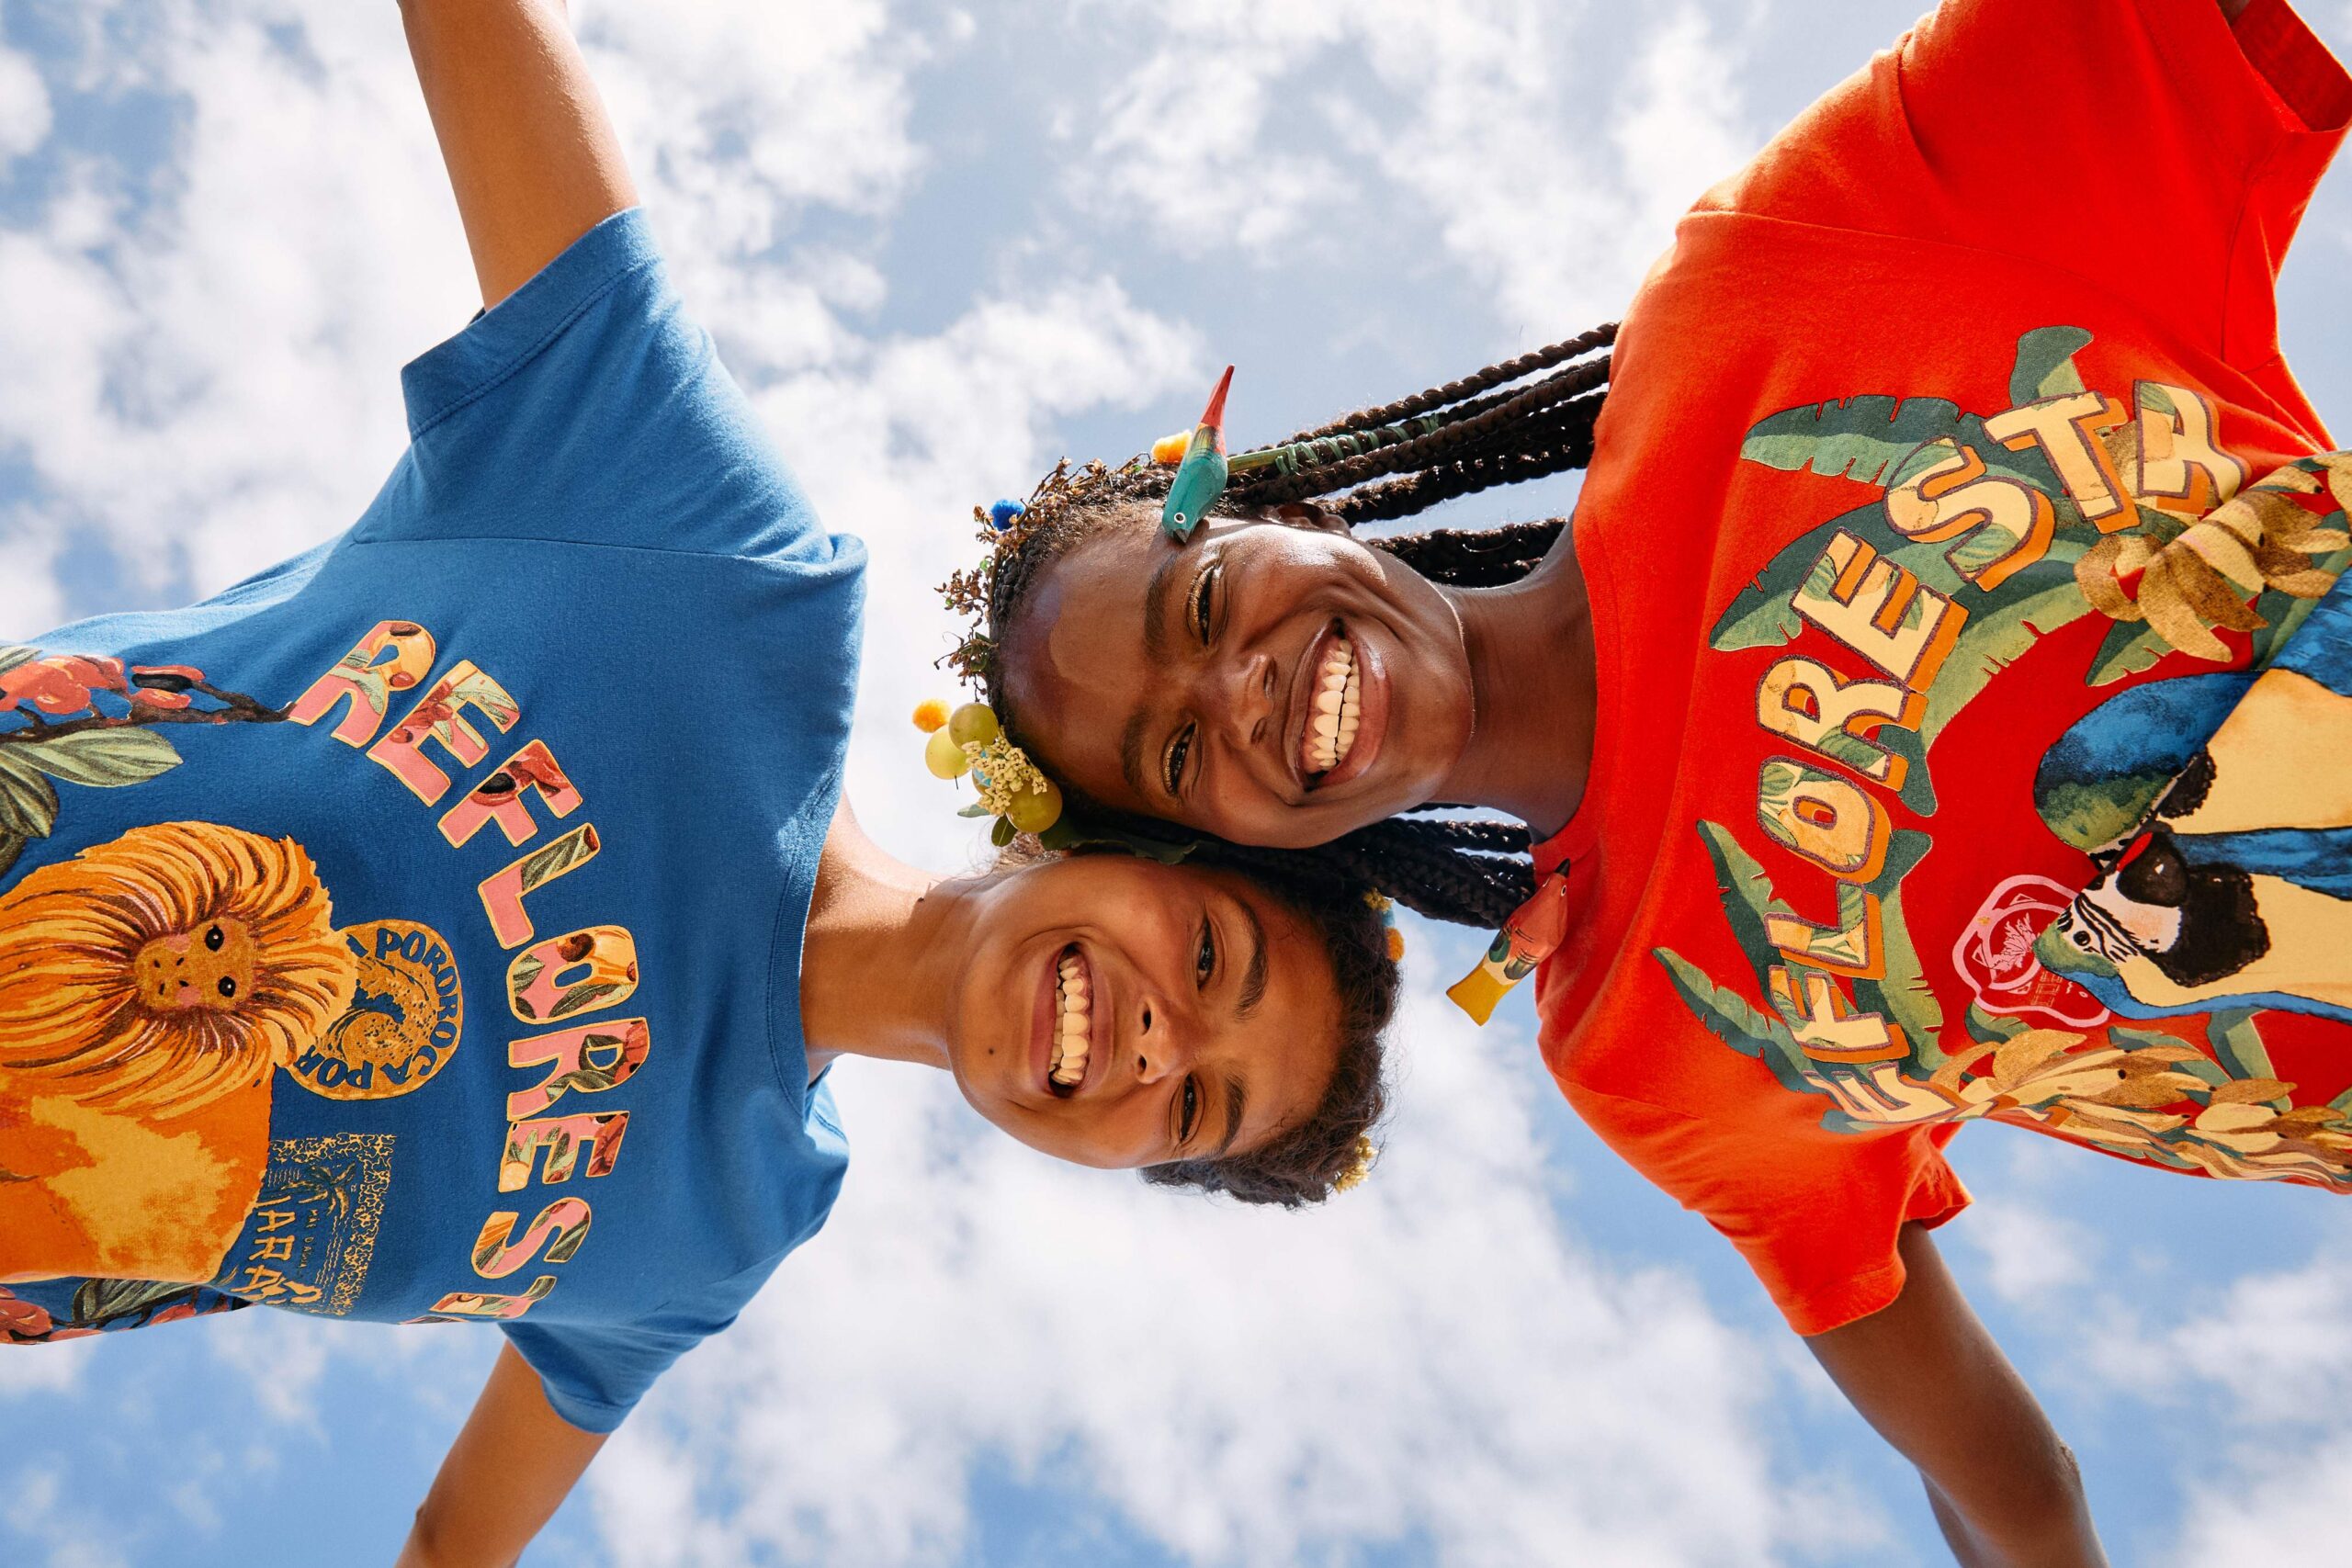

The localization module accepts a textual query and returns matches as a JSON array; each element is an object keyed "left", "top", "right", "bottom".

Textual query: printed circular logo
[
  {"left": 1951, "top": 875, "right": 2109, "bottom": 1030},
  {"left": 289, "top": 920, "right": 464, "bottom": 1100}
]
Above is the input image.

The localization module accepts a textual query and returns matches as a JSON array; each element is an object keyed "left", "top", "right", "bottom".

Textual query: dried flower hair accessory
[{"left": 1331, "top": 1134, "right": 1377, "bottom": 1194}]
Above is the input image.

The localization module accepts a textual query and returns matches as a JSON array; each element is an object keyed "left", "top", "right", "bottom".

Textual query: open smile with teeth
[
  {"left": 1051, "top": 946, "right": 1093, "bottom": 1095},
  {"left": 1302, "top": 627, "right": 1363, "bottom": 775}
]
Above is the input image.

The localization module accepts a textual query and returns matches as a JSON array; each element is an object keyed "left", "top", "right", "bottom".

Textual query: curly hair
[{"left": 965, "top": 327, "right": 1615, "bottom": 931}]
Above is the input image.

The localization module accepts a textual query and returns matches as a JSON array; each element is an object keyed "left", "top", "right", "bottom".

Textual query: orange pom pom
[
  {"left": 912, "top": 698, "right": 950, "bottom": 733},
  {"left": 1151, "top": 432, "right": 1190, "bottom": 467},
  {"left": 1385, "top": 927, "right": 1407, "bottom": 963}
]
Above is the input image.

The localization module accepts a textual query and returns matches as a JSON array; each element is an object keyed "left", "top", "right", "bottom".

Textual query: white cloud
[
  {"left": 0, "top": 35, "right": 49, "bottom": 165},
  {"left": 0, "top": 1328, "right": 99, "bottom": 1397},
  {"left": 1958, "top": 1142, "right": 2101, "bottom": 1307},
  {"left": 1072, "top": 0, "right": 1756, "bottom": 332},
  {"left": 594, "top": 984, "right": 1863, "bottom": 1568},
  {"left": 2170, "top": 1433, "right": 2352, "bottom": 1568}
]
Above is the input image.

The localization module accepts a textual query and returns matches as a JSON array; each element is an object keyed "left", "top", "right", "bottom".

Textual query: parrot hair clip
[{"left": 1446, "top": 873, "right": 1571, "bottom": 1025}]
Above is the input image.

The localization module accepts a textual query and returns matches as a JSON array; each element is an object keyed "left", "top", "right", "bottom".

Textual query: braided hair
[{"left": 974, "top": 326, "right": 1615, "bottom": 931}]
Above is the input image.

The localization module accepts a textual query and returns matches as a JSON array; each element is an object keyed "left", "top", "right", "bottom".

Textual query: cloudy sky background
[{"left": 5, "top": 1, "right": 2352, "bottom": 1564}]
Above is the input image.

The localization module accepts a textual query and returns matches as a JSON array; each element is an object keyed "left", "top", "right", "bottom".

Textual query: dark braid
[
  {"left": 1237, "top": 353, "right": 1610, "bottom": 508},
  {"left": 1275, "top": 321, "right": 1618, "bottom": 444},
  {"left": 1370, "top": 520, "right": 1566, "bottom": 588},
  {"left": 1338, "top": 392, "right": 1601, "bottom": 525},
  {"left": 975, "top": 327, "right": 1616, "bottom": 932}
]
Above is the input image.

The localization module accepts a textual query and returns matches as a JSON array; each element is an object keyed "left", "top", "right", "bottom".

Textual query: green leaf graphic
[
  {"left": 15, "top": 727, "right": 183, "bottom": 788},
  {"left": 2008, "top": 326, "right": 2094, "bottom": 405},
  {"left": 2206, "top": 1008, "right": 2276, "bottom": 1086},
  {"left": 0, "top": 751, "right": 59, "bottom": 838},
  {"left": 2086, "top": 619, "right": 2174, "bottom": 687},
  {"left": 1740, "top": 397, "right": 1964, "bottom": 486},
  {"left": 1694, "top": 820, "right": 1792, "bottom": 994},
  {"left": 1653, "top": 946, "right": 1815, "bottom": 1095}
]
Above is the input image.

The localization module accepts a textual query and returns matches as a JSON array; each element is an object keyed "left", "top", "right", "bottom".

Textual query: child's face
[
  {"left": 946, "top": 855, "right": 1346, "bottom": 1170},
  {"left": 999, "top": 509, "right": 1474, "bottom": 848}
]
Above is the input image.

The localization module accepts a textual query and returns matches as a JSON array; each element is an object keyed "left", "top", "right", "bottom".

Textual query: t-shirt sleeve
[
  {"left": 1711, "top": 0, "right": 2351, "bottom": 368},
  {"left": 377, "top": 207, "right": 831, "bottom": 563},
  {"left": 1562, "top": 1078, "right": 1972, "bottom": 1336},
  {"left": 500, "top": 1252, "right": 785, "bottom": 1433}
]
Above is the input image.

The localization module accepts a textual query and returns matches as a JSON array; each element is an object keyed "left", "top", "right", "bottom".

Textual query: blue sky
[{"left": 6, "top": 1, "right": 2352, "bottom": 1565}]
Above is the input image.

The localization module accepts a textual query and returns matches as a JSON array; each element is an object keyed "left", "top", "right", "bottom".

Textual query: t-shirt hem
[
  {"left": 1780, "top": 1174, "right": 1971, "bottom": 1337},
  {"left": 400, "top": 207, "right": 662, "bottom": 441},
  {"left": 764, "top": 760, "right": 847, "bottom": 1105}
]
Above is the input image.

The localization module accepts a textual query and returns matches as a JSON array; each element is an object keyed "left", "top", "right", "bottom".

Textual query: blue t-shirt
[{"left": 0, "top": 210, "right": 862, "bottom": 1431}]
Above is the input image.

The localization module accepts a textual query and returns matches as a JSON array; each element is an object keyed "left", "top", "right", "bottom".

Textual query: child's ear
[{"left": 1269, "top": 502, "right": 1351, "bottom": 535}]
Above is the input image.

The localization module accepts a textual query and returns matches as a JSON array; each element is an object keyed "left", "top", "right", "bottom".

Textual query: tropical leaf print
[
  {"left": 517, "top": 825, "right": 600, "bottom": 895},
  {"left": 1738, "top": 396, "right": 1967, "bottom": 486},
  {"left": 2007, "top": 325, "right": 2094, "bottom": 404},
  {"left": 11, "top": 728, "right": 184, "bottom": 788},
  {"left": 0, "top": 750, "right": 59, "bottom": 838},
  {"left": 1651, "top": 946, "right": 1819, "bottom": 1096}
]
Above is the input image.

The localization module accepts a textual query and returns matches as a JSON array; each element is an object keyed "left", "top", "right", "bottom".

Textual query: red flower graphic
[{"left": 1951, "top": 875, "right": 2110, "bottom": 1030}]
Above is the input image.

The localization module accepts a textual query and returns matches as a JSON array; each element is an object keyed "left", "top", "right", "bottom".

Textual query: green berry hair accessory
[
  {"left": 914, "top": 697, "right": 1207, "bottom": 862},
  {"left": 914, "top": 698, "right": 1062, "bottom": 844}
]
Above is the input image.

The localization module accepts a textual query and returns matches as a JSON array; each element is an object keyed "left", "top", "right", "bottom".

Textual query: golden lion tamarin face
[
  {"left": 0, "top": 822, "right": 356, "bottom": 1116},
  {"left": 134, "top": 915, "right": 262, "bottom": 1012}
]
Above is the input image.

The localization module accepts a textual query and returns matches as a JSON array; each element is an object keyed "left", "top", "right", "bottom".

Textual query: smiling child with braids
[{"left": 965, "top": 1, "right": 2352, "bottom": 1561}]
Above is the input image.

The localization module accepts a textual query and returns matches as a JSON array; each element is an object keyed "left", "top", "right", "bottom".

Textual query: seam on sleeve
[{"left": 407, "top": 253, "right": 663, "bottom": 440}]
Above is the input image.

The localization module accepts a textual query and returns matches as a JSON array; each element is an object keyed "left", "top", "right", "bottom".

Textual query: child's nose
[
  {"left": 1213, "top": 650, "right": 1278, "bottom": 750},
  {"left": 1131, "top": 997, "right": 1195, "bottom": 1085}
]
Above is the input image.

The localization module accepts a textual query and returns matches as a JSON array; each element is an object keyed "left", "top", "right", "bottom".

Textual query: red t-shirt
[{"left": 1538, "top": 0, "right": 2352, "bottom": 1335}]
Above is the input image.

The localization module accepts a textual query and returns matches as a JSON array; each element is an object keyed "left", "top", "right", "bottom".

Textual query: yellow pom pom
[
  {"left": 1005, "top": 776, "right": 1063, "bottom": 834},
  {"left": 1151, "top": 432, "right": 1190, "bottom": 467},
  {"left": 1385, "top": 927, "right": 1407, "bottom": 963},
  {"left": 947, "top": 702, "right": 1001, "bottom": 748},
  {"left": 1332, "top": 1135, "right": 1376, "bottom": 1194},
  {"left": 912, "top": 698, "right": 951, "bottom": 733},
  {"left": 925, "top": 728, "right": 972, "bottom": 779}
]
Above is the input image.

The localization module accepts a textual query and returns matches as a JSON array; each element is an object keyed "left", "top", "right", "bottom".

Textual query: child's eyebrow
[
  {"left": 1216, "top": 1071, "right": 1249, "bottom": 1159},
  {"left": 1237, "top": 898, "right": 1269, "bottom": 1020},
  {"left": 1141, "top": 544, "right": 1189, "bottom": 663},
  {"left": 1119, "top": 710, "right": 1152, "bottom": 801}
]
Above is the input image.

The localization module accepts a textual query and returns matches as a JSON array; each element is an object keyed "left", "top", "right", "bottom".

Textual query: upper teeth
[
  {"left": 1303, "top": 631, "right": 1362, "bottom": 774},
  {"left": 1051, "top": 952, "right": 1091, "bottom": 1089}
]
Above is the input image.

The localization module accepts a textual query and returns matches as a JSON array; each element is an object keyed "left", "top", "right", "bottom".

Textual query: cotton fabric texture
[
  {"left": 1538, "top": 0, "right": 2352, "bottom": 1335},
  {"left": 0, "top": 209, "right": 863, "bottom": 1430}
]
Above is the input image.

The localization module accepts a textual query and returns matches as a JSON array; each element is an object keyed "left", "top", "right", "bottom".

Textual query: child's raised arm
[
  {"left": 392, "top": 1342, "right": 610, "bottom": 1568},
  {"left": 1806, "top": 1225, "right": 2107, "bottom": 1568},
  {"left": 399, "top": 0, "right": 638, "bottom": 310}
]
